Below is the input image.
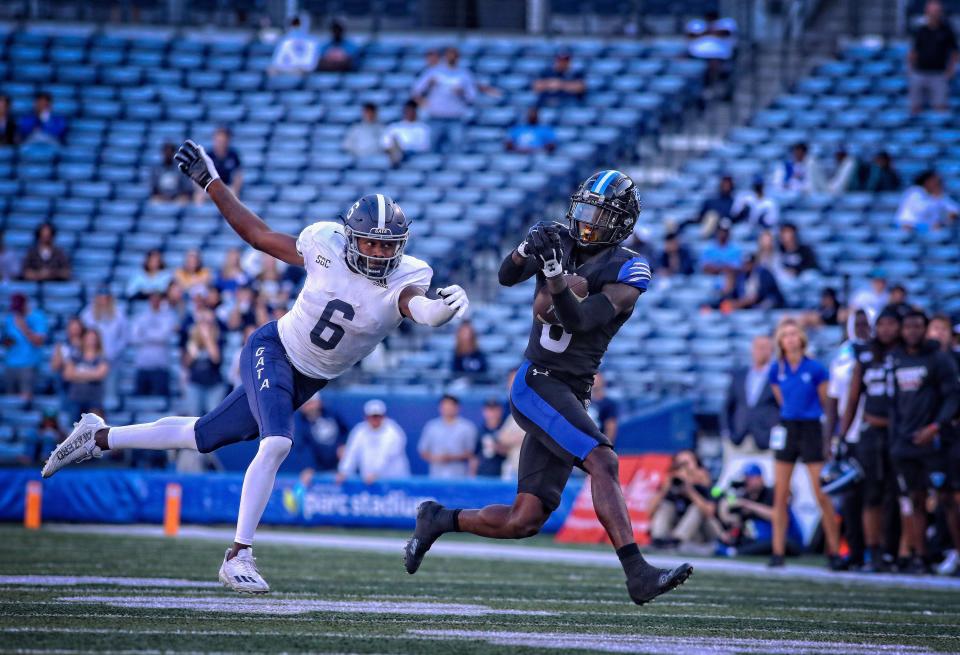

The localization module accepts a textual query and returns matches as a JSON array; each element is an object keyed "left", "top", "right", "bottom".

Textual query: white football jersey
[{"left": 277, "top": 221, "right": 432, "bottom": 380}]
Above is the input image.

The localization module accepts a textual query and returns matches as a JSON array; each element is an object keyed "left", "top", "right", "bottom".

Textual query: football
[{"left": 533, "top": 274, "right": 589, "bottom": 325}]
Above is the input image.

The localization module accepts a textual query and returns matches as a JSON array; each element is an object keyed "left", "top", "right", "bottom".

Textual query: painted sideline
[{"left": 46, "top": 523, "right": 960, "bottom": 591}]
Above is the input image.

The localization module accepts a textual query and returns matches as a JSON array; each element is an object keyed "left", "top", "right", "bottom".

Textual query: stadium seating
[{"left": 0, "top": 23, "right": 706, "bottom": 445}]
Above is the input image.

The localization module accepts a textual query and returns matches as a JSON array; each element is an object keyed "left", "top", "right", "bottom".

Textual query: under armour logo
[{"left": 531, "top": 368, "right": 550, "bottom": 377}]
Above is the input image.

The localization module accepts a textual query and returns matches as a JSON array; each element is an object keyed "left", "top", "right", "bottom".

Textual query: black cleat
[
  {"left": 404, "top": 501, "right": 446, "bottom": 574},
  {"left": 626, "top": 562, "right": 693, "bottom": 605},
  {"left": 767, "top": 554, "right": 785, "bottom": 568}
]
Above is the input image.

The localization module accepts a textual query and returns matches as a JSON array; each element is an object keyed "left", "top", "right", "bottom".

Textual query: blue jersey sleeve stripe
[{"left": 617, "top": 257, "right": 651, "bottom": 290}]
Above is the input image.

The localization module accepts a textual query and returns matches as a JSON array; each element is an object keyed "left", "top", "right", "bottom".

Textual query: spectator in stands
[
  {"left": 81, "top": 286, "right": 127, "bottom": 402},
  {"left": 684, "top": 175, "right": 735, "bottom": 235},
  {"left": 896, "top": 170, "right": 958, "bottom": 231},
  {"left": 0, "top": 231, "right": 20, "bottom": 282},
  {"left": 732, "top": 177, "right": 780, "bottom": 231},
  {"left": 777, "top": 223, "right": 818, "bottom": 277},
  {"left": 649, "top": 450, "right": 719, "bottom": 548},
  {"left": 63, "top": 328, "right": 109, "bottom": 417},
  {"left": 382, "top": 100, "right": 431, "bottom": 165},
  {"left": 472, "top": 397, "right": 507, "bottom": 478},
  {"left": 887, "top": 284, "right": 912, "bottom": 318},
  {"left": 336, "top": 399, "right": 410, "bottom": 483},
  {"left": 28, "top": 408, "right": 66, "bottom": 467},
  {"left": 0, "top": 94, "right": 17, "bottom": 146},
  {"left": 722, "top": 335, "right": 779, "bottom": 451},
  {"left": 754, "top": 230, "right": 781, "bottom": 276},
  {"left": 505, "top": 107, "right": 556, "bottom": 154},
  {"left": 183, "top": 307, "right": 223, "bottom": 415},
  {"left": 223, "top": 286, "right": 264, "bottom": 334},
  {"left": 452, "top": 321, "right": 488, "bottom": 383},
  {"left": 421, "top": 49, "right": 440, "bottom": 75},
  {"left": 851, "top": 269, "right": 890, "bottom": 316},
  {"left": 826, "top": 146, "right": 858, "bottom": 196},
  {"left": 861, "top": 151, "right": 902, "bottom": 192},
  {"left": 150, "top": 143, "right": 193, "bottom": 204},
  {"left": 175, "top": 250, "right": 213, "bottom": 298},
  {"left": 771, "top": 142, "right": 823, "bottom": 194},
  {"left": 2, "top": 294, "right": 47, "bottom": 400},
  {"left": 17, "top": 91, "right": 67, "bottom": 145},
  {"left": 215, "top": 248, "right": 250, "bottom": 302},
  {"left": 718, "top": 254, "right": 785, "bottom": 311},
  {"left": 342, "top": 102, "right": 385, "bottom": 159},
  {"left": 126, "top": 250, "right": 173, "bottom": 300},
  {"left": 50, "top": 317, "right": 84, "bottom": 399},
  {"left": 908, "top": 0, "right": 958, "bottom": 114},
  {"left": 294, "top": 393, "right": 347, "bottom": 473},
  {"left": 534, "top": 50, "right": 586, "bottom": 107},
  {"left": 686, "top": 12, "right": 738, "bottom": 99},
  {"left": 418, "top": 394, "right": 478, "bottom": 479},
  {"left": 700, "top": 220, "right": 742, "bottom": 275},
  {"left": 21, "top": 223, "right": 70, "bottom": 282},
  {"left": 816, "top": 287, "right": 841, "bottom": 327},
  {"left": 318, "top": 19, "right": 358, "bottom": 72},
  {"left": 200, "top": 127, "right": 242, "bottom": 201},
  {"left": 412, "top": 47, "right": 477, "bottom": 154},
  {"left": 767, "top": 319, "right": 842, "bottom": 569},
  {"left": 626, "top": 225, "right": 657, "bottom": 265},
  {"left": 657, "top": 230, "right": 695, "bottom": 277},
  {"left": 269, "top": 15, "right": 320, "bottom": 75},
  {"left": 130, "top": 292, "right": 177, "bottom": 398},
  {"left": 588, "top": 373, "right": 619, "bottom": 443}
]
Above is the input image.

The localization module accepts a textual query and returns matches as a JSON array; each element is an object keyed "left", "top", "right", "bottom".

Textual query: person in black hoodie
[
  {"left": 890, "top": 309, "right": 960, "bottom": 573},
  {"left": 840, "top": 307, "right": 902, "bottom": 572}
]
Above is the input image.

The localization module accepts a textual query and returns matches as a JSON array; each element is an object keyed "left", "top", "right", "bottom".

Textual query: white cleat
[
  {"left": 41, "top": 413, "right": 106, "bottom": 478},
  {"left": 219, "top": 548, "right": 270, "bottom": 594}
]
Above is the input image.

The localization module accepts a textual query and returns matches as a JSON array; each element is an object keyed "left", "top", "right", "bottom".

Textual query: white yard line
[
  {"left": 47, "top": 523, "right": 960, "bottom": 592},
  {"left": 409, "top": 630, "right": 954, "bottom": 655},
  {"left": 0, "top": 575, "right": 220, "bottom": 588}
]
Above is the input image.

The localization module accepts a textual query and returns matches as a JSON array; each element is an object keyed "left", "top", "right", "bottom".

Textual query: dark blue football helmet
[
  {"left": 341, "top": 194, "right": 410, "bottom": 280},
  {"left": 566, "top": 169, "right": 641, "bottom": 247}
]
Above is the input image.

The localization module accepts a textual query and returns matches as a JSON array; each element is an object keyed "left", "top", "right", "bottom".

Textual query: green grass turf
[{"left": 1, "top": 525, "right": 959, "bottom": 654}]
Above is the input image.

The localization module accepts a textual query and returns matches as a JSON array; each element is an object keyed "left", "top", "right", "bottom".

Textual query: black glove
[
  {"left": 531, "top": 226, "right": 563, "bottom": 278},
  {"left": 518, "top": 220, "right": 563, "bottom": 258},
  {"left": 174, "top": 139, "right": 220, "bottom": 191}
]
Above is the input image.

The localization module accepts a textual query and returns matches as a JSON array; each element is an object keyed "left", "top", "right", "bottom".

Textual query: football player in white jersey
[{"left": 41, "top": 140, "right": 469, "bottom": 593}]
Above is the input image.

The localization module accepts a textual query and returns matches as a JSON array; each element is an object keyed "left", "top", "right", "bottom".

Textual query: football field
[{"left": 2, "top": 525, "right": 959, "bottom": 655}]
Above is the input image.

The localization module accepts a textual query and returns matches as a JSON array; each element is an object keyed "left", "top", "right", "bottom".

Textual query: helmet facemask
[
  {"left": 566, "top": 189, "right": 638, "bottom": 247},
  {"left": 344, "top": 227, "right": 408, "bottom": 280}
]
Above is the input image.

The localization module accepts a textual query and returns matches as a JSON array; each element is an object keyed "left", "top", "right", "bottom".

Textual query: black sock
[
  {"left": 433, "top": 508, "right": 461, "bottom": 534},
  {"left": 616, "top": 543, "right": 649, "bottom": 577},
  {"left": 616, "top": 543, "right": 640, "bottom": 562}
]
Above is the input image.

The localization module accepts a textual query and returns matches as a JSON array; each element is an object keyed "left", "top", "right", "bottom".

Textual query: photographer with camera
[
  {"left": 715, "top": 463, "right": 802, "bottom": 556},
  {"left": 649, "top": 450, "right": 720, "bottom": 549}
]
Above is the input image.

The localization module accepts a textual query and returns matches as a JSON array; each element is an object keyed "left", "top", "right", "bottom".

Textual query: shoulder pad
[{"left": 616, "top": 256, "right": 651, "bottom": 291}]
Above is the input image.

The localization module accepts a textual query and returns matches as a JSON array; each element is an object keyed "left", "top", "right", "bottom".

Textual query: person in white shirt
[
  {"left": 896, "top": 170, "right": 959, "bottom": 232},
  {"left": 342, "top": 103, "right": 385, "bottom": 159},
  {"left": 771, "top": 142, "right": 823, "bottom": 194},
  {"left": 732, "top": 177, "right": 780, "bottom": 230},
  {"left": 269, "top": 16, "right": 319, "bottom": 75},
  {"left": 850, "top": 271, "right": 890, "bottom": 316},
  {"left": 412, "top": 46, "right": 477, "bottom": 153},
  {"left": 382, "top": 101, "right": 431, "bottom": 165},
  {"left": 336, "top": 399, "right": 410, "bottom": 484},
  {"left": 130, "top": 292, "right": 178, "bottom": 397},
  {"left": 826, "top": 147, "right": 858, "bottom": 196},
  {"left": 42, "top": 141, "right": 469, "bottom": 595},
  {"left": 418, "top": 394, "right": 478, "bottom": 479}
]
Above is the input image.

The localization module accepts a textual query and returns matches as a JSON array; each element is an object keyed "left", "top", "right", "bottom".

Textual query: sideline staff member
[{"left": 767, "top": 318, "right": 843, "bottom": 569}]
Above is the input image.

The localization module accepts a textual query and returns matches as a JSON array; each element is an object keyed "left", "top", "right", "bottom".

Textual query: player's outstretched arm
[
  {"left": 399, "top": 285, "right": 468, "bottom": 327},
  {"left": 175, "top": 140, "right": 304, "bottom": 267}
]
